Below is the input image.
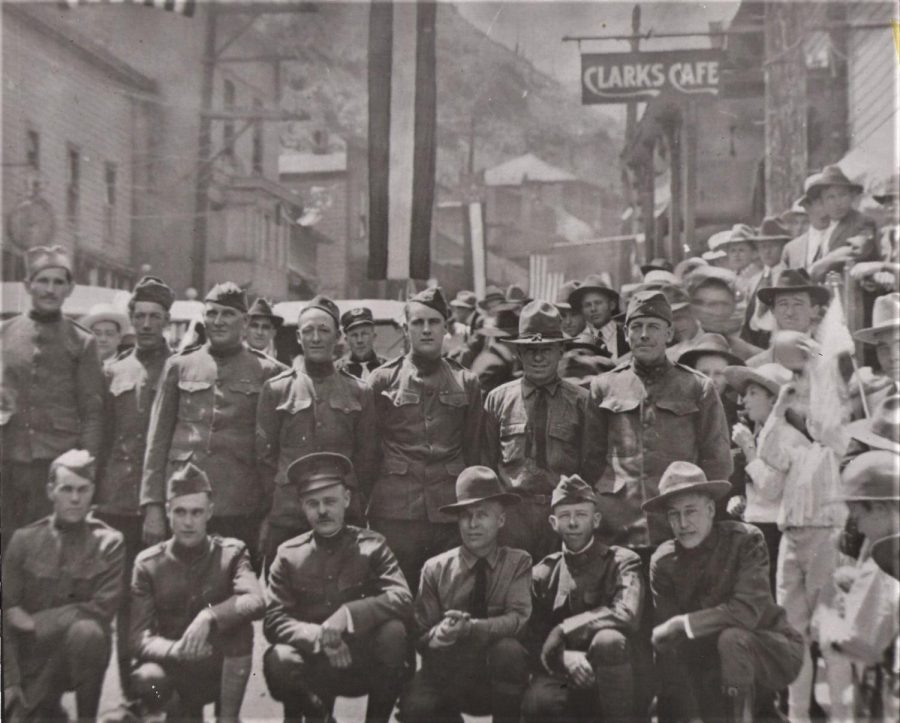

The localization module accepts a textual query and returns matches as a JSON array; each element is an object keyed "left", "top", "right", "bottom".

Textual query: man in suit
[{"left": 782, "top": 172, "right": 836, "bottom": 272}]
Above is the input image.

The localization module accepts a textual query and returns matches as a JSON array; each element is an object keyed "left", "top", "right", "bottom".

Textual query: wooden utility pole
[
  {"left": 621, "top": 5, "right": 641, "bottom": 235},
  {"left": 764, "top": 1, "right": 808, "bottom": 216}
]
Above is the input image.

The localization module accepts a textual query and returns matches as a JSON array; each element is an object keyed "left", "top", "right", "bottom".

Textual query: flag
[
  {"left": 62, "top": 0, "right": 196, "bottom": 17},
  {"left": 809, "top": 291, "right": 855, "bottom": 453},
  {"left": 368, "top": 0, "right": 437, "bottom": 281}
]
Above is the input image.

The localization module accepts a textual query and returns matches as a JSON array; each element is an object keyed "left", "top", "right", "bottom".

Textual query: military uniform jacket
[
  {"left": 589, "top": 359, "right": 732, "bottom": 547},
  {"left": 130, "top": 535, "right": 264, "bottom": 661},
  {"left": 256, "top": 361, "right": 378, "bottom": 527},
  {"left": 483, "top": 377, "right": 605, "bottom": 495},
  {"left": 264, "top": 525, "right": 413, "bottom": 654},
  {"left": 368, "top": 355, "right": 483, "bottom": 523},
  {"left": 2, "top": 514, "right": 124, "bottom": 690},
  {"left": 141, "top": 343, "right": 286, "bottom": 516},
  {"left": 529, "top": 539, "right": 643, "bottom": 656},
  {"left": 0, "top": 311, "right": 104, "bottom": 462},
  {"left": 97, "top": 345, "right": 172, "bottom": 515}
]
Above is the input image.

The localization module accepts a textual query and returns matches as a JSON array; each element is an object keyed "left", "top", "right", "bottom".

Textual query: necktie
[
  {"left": 470, "top": 557, "right": 489, "bottom": 618},
  {"left": 532, "top": 386, "right": 548, "bottom": 469}
]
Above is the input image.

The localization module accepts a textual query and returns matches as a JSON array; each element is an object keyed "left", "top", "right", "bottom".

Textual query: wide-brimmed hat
[
  {"left": 757, "top": 268, "right": 830, "bottom": 307},
  {"left": 706, "top": 230, "right": 732, "bottom": 251},
  {"left": 846, "top": 394, "right": 900, "bottom": 454},
  {"left": 247, "top": 297, "right": 284, "bottom": 327},
  {"left": 753, "top": 217, "right": 792, "bottom": 244},
  {"left": 835, "top": 451, "right": 900, "bottom": 502},
  {"left": 642, "top": 461, "right": 732, "bottom": 513},
  {"left": 687, "top": 266, "right": 738, "bottom": 296},
  {"left": 780, "top": 200, "right": 808, "bottom": 221},
  {"left": 872, "top": 174, "right": 900, "bottom": 205},
  {"left": 569, "top": 273, "right": 620, "bottom": 311},
  {"left": 640, "top": 269, "right": 680, "bottom": 289},
  {"left": 479, "top": 285, "right": 506, "bottom": 310},
  {"left": 807, "top": 165, "right": 863, "bottom": 197},
  {"left": 439, "top": 466, "right": 520, "bottom": 513},
  {"left": 724, "top": 362, "right": 793, "bottom": 397},
  {"left": 554, "top": 280, "right": 581, "bottom": 311},
  {"left": 503, "top": 300, "right": 570, "bottom": 346},
  {"left": 702, "top": 249, "right": 727, "bottom": 263},
  {"left": 450, "top": 290, "right": 477, "bottom": 310},
  {"left": 640, "top": 257, "right": 674, "bottom": 276},
  {"left": 287, "top": 452, "right": 355, "bottom": 496},
  {"left": 853, "top": 292, "right": 900, "bottom": 344},
  {"left": 678, "top": 333, "right": 745, "bottom": 368},
  {"left": 716, "top": 224, "right": 758, "bottom": 249},
  {"left": 476, "top": 305, "right": 519, "bottom": 339},
  {"left": 506, "top": 284, "right": 529, "bottom": 306},
  {"left": 83, "top": 303, "right": 131, "bottom": 333}
]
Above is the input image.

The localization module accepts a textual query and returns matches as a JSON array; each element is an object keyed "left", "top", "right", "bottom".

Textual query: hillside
[{"left": 261, "top": 2, "right": 624, "bottom": 197}]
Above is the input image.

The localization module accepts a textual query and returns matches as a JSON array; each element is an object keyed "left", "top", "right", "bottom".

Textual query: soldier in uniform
[
  {"left": 336, "top": 306, "right": 387, "bottom": 381},
  {"left": 647, "top": 462, "right": 804, "bottom": 723},
  {"left": 523, "top": 475, "right": 643, "bottom": 723},
  {"left": 141, "top": 282, "right": 286, "bottom": 558},
  {"left": 590, "top": 289, "right": 733, "bottom": 555},
  {"left": 399, "top": 466, "right": 531, "bottom": 723},
  {"left": 482, "top": 300, "right": 604, "bottom": 561},
  {"left": 95, "top": 275, "right": 175, "bottom": 693},
  {"left": 2, "top": 450, "right": 124, "bottom": 721},
  {"left": 1, "top": 245, "right": 104, "bottom": 540},
  {"left": 256, "top": 295, "right": 377, "bottom": 567},
  {"left": 128, "top": 463, "right": 265, "bottom": 721},
  {"left": 263, "top": 452, "right": 412, "bottom": 723},
  {"left": 368, "top": 287, "right": 483, "bottom": 591},
  {"left": 244, "top": 297, "right": 283, "bottom": 359}
]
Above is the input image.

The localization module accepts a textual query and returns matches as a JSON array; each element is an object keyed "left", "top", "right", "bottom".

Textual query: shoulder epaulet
[
  {"left": 269, "top": 366, "right": 297, "bottom": 383},
  {"left": 280, "top": 529, "right": 315, "bottom": 548},
  {"left": 673, "top": 362, "right": 710, "bottom": 381},
  {"left": 21, "top": 516, "right": 51, "bottom": 531},
  {"left": 210, "top": 534, "right": 247, "bottom": 550},
  {"left": 135, "top": 541, "right": 167, "bottom": 562},
  {"left": 539, "top": 550, "right": 564, "bottom": 565},
  {"left": 352, "top": 526, "right": 386, "bottom": 543},
  {"left": 247, "top": 346, "right": 270, "bottom": 360},
  {"left": 337, "top": 366, "right": 360, "bottom": 381},
  {"left": 177, "top": 343, "right": 203, "bottom": 356},
  {"left": 610, "top": 360, "right": 631, "bottom": 372}
]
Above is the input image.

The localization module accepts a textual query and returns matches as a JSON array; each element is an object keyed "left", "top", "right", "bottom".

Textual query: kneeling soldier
[
  {"left": 2, "top": 450, "right": 124, "bottom": 722},
  {"left": 263, "top": 452, "right": 412, "bottom": 723},
  {"left": 523, "top": 474, "right": 643, "bottom": 723},
  {"left": 647, "top": 461, "right": 804, "bottom": 722},
  {"left": 129, "top": 463, "right": 264, "bottom": 721},
  {"left": 399, "top": 466, "right": 531, "bottom": 723}
]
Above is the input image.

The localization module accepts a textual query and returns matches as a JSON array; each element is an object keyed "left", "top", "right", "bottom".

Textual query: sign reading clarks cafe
[{"left": 581, "top": 49, "right": 722, "bottom": 105}]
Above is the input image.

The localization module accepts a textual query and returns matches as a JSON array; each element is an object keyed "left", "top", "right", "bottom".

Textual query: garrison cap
[
  {"left": 625, "top": 289, "right": 672, "bottom": 326},
  {"left": 247, "top": 297, "right": 283, "bottom": 327},
  {"left": 287, "top": 452, "right": 354, "bottom": 496},
  {"left": 50, "top": 449, "right": 96, "bottom": 484},
  {"left": 26, "top": 245, "right": 73, "bottom": 279},
  {"left": 205, "top": 282, "right": 248, "bottom": 313},
  {"left": 551, "top": 474, "right": 598, "bottom": 509},
  {"left": 167, "top": 462, "right": 212, "bottom": 500},
  {"left": 341, "top": 306, "right": 375, "bottom": 332},
  {"left": 408, "top": 287, "right": 450, "bottom": 320},
  {"left": 300, "top": 295, "right": 340, "bottom": 327},
  {"left": 132, "top": 276, "right": 175, "bottom": 311}
]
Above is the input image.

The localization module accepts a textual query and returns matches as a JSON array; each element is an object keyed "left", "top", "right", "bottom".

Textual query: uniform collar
[
  {"left": 460, "top": 544, "right": 500, "bottom": 570},
  {"left": 522, "top": 377, "right": 561, "bottom": 398},
  {"left": 51, "top": 514, "right": 88, "bottom": 534},
  {"left": 633, "top": 355, "right": 672, "bottom": 379},
  {"left": 208, "top": 341, "right": 244, "bottom": 359},
  {"left": 169, "top": 536, "right": 212, "bottom": 562},
  {"left": 298, "top": 358, "right": 335, "bottom": 379},
  {"left": 408, "top": 351, "right": 442, "bottom": 376},
  {"left": 313, "top": 525, "right": 349, "bottom": 549}
]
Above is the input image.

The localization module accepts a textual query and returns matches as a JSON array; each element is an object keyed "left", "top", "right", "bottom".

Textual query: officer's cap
[
  {"left": 167, "top": 462, "right": 212, "bottom": 500},
  {"left": 624, "top": 289, "right": 673, "bottom": 326},
  {"left": 299, "top": 295, "right": 341, "bottom": 328},
  {"left": 205, "top": 282, "right": 248, "bottom": 313},
  {"left": 49, "top": 449, "right": 96, "bottom": 484},
  {"left": 407, "top": 287, "right": 450, "bottom": 320},
  {"left": 131, "top": 276, "right": 175, "bottom": 311},
  {"left": 341, "top": 307, "right": 375, "bottom": 332},
  {"left": 287, "top": 452, "right": 354, "bottom": 496},
  {"left": 551, "top": 475, "right": 598, "bottom": 509}
]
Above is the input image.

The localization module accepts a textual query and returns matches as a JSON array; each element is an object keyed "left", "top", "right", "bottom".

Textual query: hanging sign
[{"left": 581, "top": 49, "right": 723, "bottom": 104}]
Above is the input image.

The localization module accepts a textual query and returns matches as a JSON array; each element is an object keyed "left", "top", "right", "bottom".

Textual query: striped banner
[
  {"left": 529, "top": 254, "right": 564, "bottom": 303},
  {"left": 368, "top": 0, "right": 437, "bottom": 281},
  {"left": 463, "top": 201, "right": 486, "bottom": 298},
  {"left": 62, "top": 0, "right": 196, "bottom": 17}
]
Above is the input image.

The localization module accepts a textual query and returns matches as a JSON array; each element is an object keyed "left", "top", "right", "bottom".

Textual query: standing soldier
[
  {"left": 590, "top": 290, "right": 733, "bottom": 556},
  {"left": 95, "top": 275, "right": 175, "bottom": 693},
  {"left": 263, "top": 453, "right": 412, "bottom": 723},
  {"left": 1, "top": 245, "right": 104, "bottom": 539},
  {"left": 244, "top": 297, "right": 283, "bottom": 359},
  {"left": 256, "top": 295, "right": 377, "bottom": 566},
  {"left": 482, "top": 300, "right": 604, "bottom": 561},
  {"left": 2, "top": 450, "right": 124, "bottom": 721},
  {"left": 336, "top": 306, "right": 386, "bottom": 381},
  {"left": 141, "top": 282, "right": 286, "bottom": 558},
  {"left": 368, "top": 287, "right": 483, "bottom": 591},
  {"left": 128, "top": 463, "right": 265, "bottom": 721}
]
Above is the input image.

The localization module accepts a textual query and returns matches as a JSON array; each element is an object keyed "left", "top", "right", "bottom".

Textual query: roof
[
  {"left": 279, "top": 152, "right": 348, "bottom": 176},
  {"left": 484, "top": 153, "right": 579, "bottom": 186}
]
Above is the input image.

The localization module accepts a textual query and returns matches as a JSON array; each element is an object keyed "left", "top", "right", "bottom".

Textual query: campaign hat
[
  {"left": 642, "top": 461, "right": 731, "bottom": 513},
  {"left": 757, "top": 268, "right": 830, "bottom": 307},
  {"left": 247, "top": 297, "right": 283, "bottom": 327},
  {"left": 853, "top": 292, "right": 900, "bottom": 345},
  {"left": 502, "top": 300, "right": 569, "bottom": 346},
  {"left": 439, "top": 466, "right": 520, "bottom": 513},
  {"left": 678, "top": 333, "right": 745, "bottom": 368}
]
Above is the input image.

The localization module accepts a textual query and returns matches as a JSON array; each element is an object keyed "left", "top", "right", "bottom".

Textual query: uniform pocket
[
  {"left": 438, "top": 391, "right": 468, "bottom": 408},
  {"left": 499, "top": 421, "right": 527, "bottom": 464},
  {"left": 177, "top": 380, "right": 213, "bottom": 422},
  {"left": 654, "top": 398, "right": 699, "bottom": 416},
  {"left": 276, "top": 397, "right": 313, "bottom": 415}
]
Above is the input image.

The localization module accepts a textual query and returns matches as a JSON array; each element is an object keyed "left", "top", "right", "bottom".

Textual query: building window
[
  {"left": 252, "top": 98, "right": 264, "bottom": 175},
  {"left": 223, "top": 79, "right": 236, "bottom": 159},
  {"left": 104, "top": 162, "right": 117, "bottom": 244},
  {"left": 66, "top": 145, "right": 81, "bottom": 229},
  {"left": 26, "top": 129, "right": 40, "bottom": 171}
]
